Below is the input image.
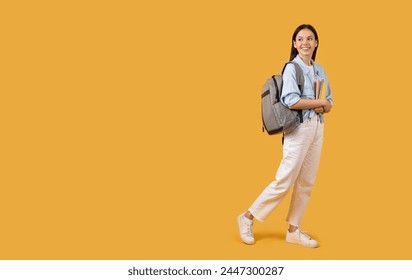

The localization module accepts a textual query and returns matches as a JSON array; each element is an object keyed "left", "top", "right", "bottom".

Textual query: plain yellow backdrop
[{"left": 1, "top": 0, "right": 411, "bottom": 259}]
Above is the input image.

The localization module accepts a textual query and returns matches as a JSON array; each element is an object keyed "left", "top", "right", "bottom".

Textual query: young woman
[{"left": 237, "top": 24, "right": 333, "bottom": 248}]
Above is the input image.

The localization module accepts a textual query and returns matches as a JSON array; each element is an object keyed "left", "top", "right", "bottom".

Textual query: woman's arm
[{"left": 289, "top": 98, "right": 332, "bottom": 113}]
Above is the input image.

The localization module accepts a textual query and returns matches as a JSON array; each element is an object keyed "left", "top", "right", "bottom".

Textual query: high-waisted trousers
[{"left": 249, "top": 115, "right": 324, "bottom": 226}]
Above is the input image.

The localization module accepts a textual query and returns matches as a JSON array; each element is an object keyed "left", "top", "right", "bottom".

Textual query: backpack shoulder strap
[
  {"left": 281, "top": 61, "right": 304, "bottom": 124},
  {"left": 281, "top": 61, "right": 304, "bottom": 91}
]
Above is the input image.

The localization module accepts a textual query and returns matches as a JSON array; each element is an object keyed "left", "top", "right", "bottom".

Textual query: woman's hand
[
  {"left": 314, "top": 100, "right": 332, "bottom": 114},
  {"left": 321, "top": 99, "right": 332, "bottom": 113},
  {"left": 314, "top": 107, "right": 324, "bottom": 114}
]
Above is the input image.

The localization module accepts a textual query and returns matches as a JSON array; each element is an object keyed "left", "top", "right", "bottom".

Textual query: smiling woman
[
  {"left": 287, "top": 25, "right": 331, "bottom": 112},
  {"left": 237, "top": 24, "right": 333, "bottom": 248}
]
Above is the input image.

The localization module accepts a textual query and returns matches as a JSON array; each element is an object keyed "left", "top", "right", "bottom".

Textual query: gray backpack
[{"left": 261, "top": 62, "right": 304, "bottom": 135}]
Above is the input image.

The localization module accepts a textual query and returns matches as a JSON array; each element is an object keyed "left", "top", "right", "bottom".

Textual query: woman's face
[{"left": 293, "top": 28, "right": 318, "bottom": 60}]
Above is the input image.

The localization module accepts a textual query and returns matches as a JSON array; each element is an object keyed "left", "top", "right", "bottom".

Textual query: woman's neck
[{"left": 298, "top": 54, "right": 312, "bottom": 66}]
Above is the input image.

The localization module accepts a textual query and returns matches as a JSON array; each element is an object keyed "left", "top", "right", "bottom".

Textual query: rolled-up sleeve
[
  {"left": 324, "top": 75, "right": 333, "bottom": 106},
  {"left": 281, "top": 64, "right": 301, "bottom": 107}
]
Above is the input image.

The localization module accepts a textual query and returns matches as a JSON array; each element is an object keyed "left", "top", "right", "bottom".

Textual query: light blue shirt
[{"left": 281, "top": 55, "right": 333, "bottom": 124}]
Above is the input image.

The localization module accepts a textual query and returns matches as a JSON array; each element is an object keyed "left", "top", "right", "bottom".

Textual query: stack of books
[{"left": 315, "top": 80, "right": 326, "bottom": 99}]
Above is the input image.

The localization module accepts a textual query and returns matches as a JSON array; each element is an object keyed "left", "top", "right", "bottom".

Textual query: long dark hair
[{"left": 289, "top": 24, "right": 319, "bottom": 61}]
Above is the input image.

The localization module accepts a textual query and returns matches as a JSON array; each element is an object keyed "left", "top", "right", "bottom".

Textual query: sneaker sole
[{"left": 286, "top": 238, "right": 318, "bottom": 248}]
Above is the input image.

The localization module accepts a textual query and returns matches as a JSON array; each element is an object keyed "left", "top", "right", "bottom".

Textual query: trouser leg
[
  {"left": 248, "top": 120, "right": 315, "bottom": 222},
  {"left": 287, "top": 120, "right": 324, "bottom": 226}
]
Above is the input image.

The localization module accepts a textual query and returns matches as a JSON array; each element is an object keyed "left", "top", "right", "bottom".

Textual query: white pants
[{"left": 249, "top": 116, "right": 324, "bottom": 226}]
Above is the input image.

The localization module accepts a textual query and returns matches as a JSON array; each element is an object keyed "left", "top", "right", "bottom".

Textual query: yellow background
[{"left": 1, "top": 0, "right": 411, "bottom": 259}]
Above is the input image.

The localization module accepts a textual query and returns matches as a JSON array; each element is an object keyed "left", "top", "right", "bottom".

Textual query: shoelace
[
  {"left": 247, "top": 223, "right": 254, "bottom": 237},
  {"left": 244, "top": 218, "right": 254, "bottom": 237},
  {"left": 299, "top": 230, "right": 312, "bottom": 240}
]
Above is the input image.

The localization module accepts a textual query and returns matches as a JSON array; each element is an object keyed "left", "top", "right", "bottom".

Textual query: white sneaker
[
  {"left": 237, "top": 213, "right": 255, "bottom": 245},
  {"left": 286, "top": 228, "right": 318, "bottom": 248}
]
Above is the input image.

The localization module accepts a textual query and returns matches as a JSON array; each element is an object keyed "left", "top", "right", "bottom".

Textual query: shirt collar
[{"left": 292, "top": 55, "right": 318, "bottom": 76}]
